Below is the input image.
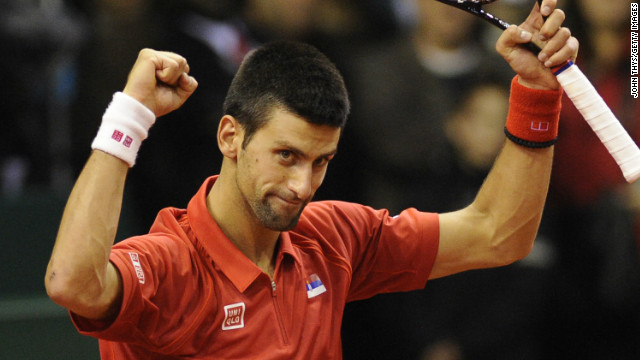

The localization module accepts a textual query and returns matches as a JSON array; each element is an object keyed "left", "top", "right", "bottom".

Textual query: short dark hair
[{"left": 222, "top": 41, "right": 350, "bottom": 147}]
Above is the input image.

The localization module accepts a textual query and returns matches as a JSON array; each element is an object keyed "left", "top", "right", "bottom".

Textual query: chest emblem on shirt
[
  {"left": 305, "top": 273, "right": 327, "bottom": 299},
  {"left": 222, "top": 302, "right": 246, "bottom": 330}
]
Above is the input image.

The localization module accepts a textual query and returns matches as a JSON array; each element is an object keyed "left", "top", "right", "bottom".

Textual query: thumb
[
  {"left": 153, "top": 54, "right": 190, "bottom": 86},
  {"left": 175, "top": 73, "right": 199, "bottom": 102},
  {"left": 496, "top": 25, "right": 533, "bottom": 56}
]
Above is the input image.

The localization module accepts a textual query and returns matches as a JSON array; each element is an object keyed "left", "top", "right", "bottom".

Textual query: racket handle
[{"left": 554, "top": 62, "right": 640, "bottom": 183}]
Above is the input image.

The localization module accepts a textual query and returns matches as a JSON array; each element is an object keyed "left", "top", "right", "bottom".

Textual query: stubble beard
[
  {"left": 235, "top": 153, "right": 310, "bottom": 231},
  {"left": 250, "top": 195, "right": 308, "bottom": 231}
]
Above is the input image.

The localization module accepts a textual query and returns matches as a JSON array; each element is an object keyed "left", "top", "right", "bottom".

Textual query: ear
[{"left": 217, "top": 115, "right": 243, "bottom": 159}]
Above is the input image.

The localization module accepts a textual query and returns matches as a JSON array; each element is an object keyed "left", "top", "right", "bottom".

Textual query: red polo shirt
[{"left": 72, "top": 176, "right": 439, "bottom": 359}]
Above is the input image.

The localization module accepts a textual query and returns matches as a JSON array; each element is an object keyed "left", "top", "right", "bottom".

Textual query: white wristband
[{"left": 91, "top": 92, "right": 156, "bottom": 167}]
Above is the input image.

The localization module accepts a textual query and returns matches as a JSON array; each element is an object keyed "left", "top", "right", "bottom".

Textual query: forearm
[
  {"left": 434, "top": 142, "right": 553, "bottom": 280},
  {"left": 432, "top": 1, "right": 576, "bottom": 279},
  {"left": 471, "top": 141, "right": 553, "bottom": 262},
  {"left": 433, "top": 79, "right": 561, "bottom": 278},
  {"left": 45, "top": 49, "right": 196, "bottom": 319},
  {"left": 469, "top": 77, "right": 561, "bottom": 265},
  {"left": 45, "top": 150, "right": 127, "bottom": 317}
]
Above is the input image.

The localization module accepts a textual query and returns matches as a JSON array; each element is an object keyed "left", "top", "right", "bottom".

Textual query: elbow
[
  {"left": 45, "top": 266, "right": 78, "bottom": 310},
  {"left": 492, "top": 233, "right": 535, "bottom": 266},
  {"left": 490, "top": 223, "right": 539, "bottom": 266},
  {"left": 45, "top": 263, "right": 100, "bottom": 313},
  {"left": 45, "top": 272, "right": 106, "bottom": 318},
  {"left": 45, "top": 260, "right": 120, "bottom": 320},
  {"left": 486, "top": 206, "right": 543, "bottom": 266}
]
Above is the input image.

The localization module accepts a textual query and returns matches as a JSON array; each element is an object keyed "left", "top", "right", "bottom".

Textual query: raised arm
[
  {"left": 45, "top": 49, "right": 197, "bottom": 319},
  {"left": 431, "top": 0, "right": 579, "bottom": 279}
]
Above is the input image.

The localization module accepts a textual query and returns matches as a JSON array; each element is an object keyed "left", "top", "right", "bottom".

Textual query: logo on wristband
[
  {"left": 111, "top": 130, "right": 124, "bottom": 142},
  {"left": 530, "top": 121, "right": 550, "bottom": 132},
  {"left": 111, "top": 130, "right": 133, "bottom": 148}
]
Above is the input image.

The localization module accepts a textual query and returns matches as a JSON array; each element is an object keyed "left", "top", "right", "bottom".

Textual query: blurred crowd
[{"left": 1, "top": 0, "right": 638, "bottom": 358}]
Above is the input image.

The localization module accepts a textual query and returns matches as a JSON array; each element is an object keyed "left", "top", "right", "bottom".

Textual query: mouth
[{"left": 273, "top": 195, "right": 303, "bottom": 207}]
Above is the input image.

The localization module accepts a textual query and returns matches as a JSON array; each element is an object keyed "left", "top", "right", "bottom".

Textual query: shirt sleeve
[
  {"left": 298, "top": 202, "right": 440, "bottom": 302},
  {"left": 347, "top": 206, "right": 439, "bottom": 301},
  {"left": 71, "top": 233, "right": 214, "bottom": 353}
]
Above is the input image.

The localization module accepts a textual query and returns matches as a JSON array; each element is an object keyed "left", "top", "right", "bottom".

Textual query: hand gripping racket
[{"left": 434, "top": 0, "right": 640, "bottom": 183}]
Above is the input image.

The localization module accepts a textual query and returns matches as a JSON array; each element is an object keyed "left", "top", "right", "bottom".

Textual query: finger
[
  {"left": 543, "top": 36, "right": 579, "bottom": 67},
  {"left": 538, "top": 26, "right": 571, "bottom": 64},
  {"left": 522, "top": 0, "right": 558, "bottom": 34},
  {"left": 155, "top": 54, "right": 189, "bottom": 86},
  {"left": 538, "top": 8, "right": 565, "bottom": 41},
  {"left": 155, "top": 60, "right": 186, "bottom": 85},
  {"left": 521, "top": 2, "right": 544, "bottom": 32},
  {"left": 160, "top": 51, "right": 191, "bottom": 73},
  {"left": 510, "top": 25, "right": 534, "bottom": 45},
  {"left": 178, "top": 73, "right": 198, "bottom": 94},
  {"left": 539, "top": 0, "right": 557, "bottom": 17},
  {"left": 496, "top": 25, "right": 532, "bottom": 54}
]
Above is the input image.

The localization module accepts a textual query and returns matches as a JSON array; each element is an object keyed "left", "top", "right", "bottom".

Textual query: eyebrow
[{"left": 274, "top": 140, "right": 338, "bottom": 160}]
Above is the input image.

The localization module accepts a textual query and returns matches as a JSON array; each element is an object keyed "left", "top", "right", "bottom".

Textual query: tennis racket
[{"left": 433, "top": 0, "right": 640, "bottom": 183}]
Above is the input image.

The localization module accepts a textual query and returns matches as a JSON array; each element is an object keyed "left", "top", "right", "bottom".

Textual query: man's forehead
[
  {"left": 256, "top": 109, "right": 341, "bottom": 157},
  {"left": 260, "top": 109, "right": 341, "bottom": 148}
]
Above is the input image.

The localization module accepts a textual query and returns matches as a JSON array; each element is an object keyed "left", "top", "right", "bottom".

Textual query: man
[{"left": 46, "top": 1, "right": 578, "bottom": 358}]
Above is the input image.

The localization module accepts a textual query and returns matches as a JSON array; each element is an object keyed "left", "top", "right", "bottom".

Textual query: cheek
[
  {"left": 311, "top": 168, "right": 328, "bottom": 190},
  {"left": 237, "top": 151, "right": 263, "bottom": 193},
  {"left": 241, "top": 152, "right": 285, "bottom": 189},
  {"left": 239, "top": 148, "right": 264, "bottom": 173}
]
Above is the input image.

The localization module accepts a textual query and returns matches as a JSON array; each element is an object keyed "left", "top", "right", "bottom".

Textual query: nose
[{"left": 287, "top": 165, "right": 314, "bottom": 201}]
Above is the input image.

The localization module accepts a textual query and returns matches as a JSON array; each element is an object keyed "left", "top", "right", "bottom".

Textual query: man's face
[{"left": 235, "top": 108, "right": 341, "bottom": 231}]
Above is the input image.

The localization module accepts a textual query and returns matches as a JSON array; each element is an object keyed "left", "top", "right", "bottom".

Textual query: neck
[{"left": 207, "top": 173, "right": 280, "bottom": 277}]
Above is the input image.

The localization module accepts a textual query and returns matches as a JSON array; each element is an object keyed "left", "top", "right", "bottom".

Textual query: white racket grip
[{"left": 554, "top": 62, "right": 640, "bottom": 183}]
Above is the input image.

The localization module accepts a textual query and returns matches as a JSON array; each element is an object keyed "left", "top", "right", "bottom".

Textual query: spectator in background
[
  {"left": 124, "top": 0, "right": 241, "bottom": 233},
  {"left": 339, "top": 1, "right": 553, "bottom": 359},
  {"left": 1, "top": 0, "right": 86, "bottom": 194},
  {"left": 542, "top": 0, "right": 640, "bottom": 357},
  {"left": 341, "top": 0, "right": 512, "bottom": 215},
  {"left": 417, "top": 83, "right": 553, "bottom": 360},
  {"left": 70, "top": 0, "right": 163, "bottom": 174},
  {"left": 68, "top": 0, "right": 166, "bottom": 231}
]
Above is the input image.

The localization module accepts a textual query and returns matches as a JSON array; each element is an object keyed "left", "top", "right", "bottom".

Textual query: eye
[
  {"left": 278, "top": 150, "right": 294, "bottom": 163},
  {"left": 280, "top": 150, "right": 291, "bottom": 158},
  {"left": 313, "top": 156, "right": 332, "bottom": 168}
]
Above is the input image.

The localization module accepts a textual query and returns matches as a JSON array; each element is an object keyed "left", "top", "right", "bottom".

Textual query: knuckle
[
  {"left": 559, "top": 27, "right": 571, "bottom": 37},
  {"left": 138, "top": 48, "right": 154, "bottom": 58},
  {"left": 553, "top": 9, "right": 565, "bottom": 21},
  {"left": 568, "top": 37, "right": 580, "bottom": 52}
]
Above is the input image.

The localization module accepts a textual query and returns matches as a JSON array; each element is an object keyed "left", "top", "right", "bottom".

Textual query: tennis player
[{"left": 46, "top": 0, "right": 577, "bottom": 358}]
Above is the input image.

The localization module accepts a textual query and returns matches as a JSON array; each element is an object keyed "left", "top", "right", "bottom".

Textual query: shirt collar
[{"left": 186, "top": 176, "right": 298, "bottom": 292}]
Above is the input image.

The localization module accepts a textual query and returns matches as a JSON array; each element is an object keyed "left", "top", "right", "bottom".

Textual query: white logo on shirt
[
  {"left": 128, "top": 252, "right": 145, "bottom": 284},
  {"left": 222, "top": 302, "right": 246, "bottom": 330}
]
